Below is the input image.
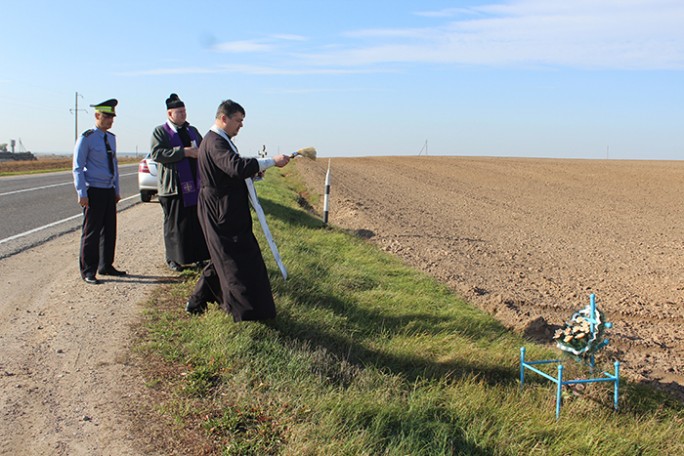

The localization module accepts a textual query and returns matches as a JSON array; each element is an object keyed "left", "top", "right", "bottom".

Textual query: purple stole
[{"left": 162, "top": 123, "right": 200, "bottom": 207}]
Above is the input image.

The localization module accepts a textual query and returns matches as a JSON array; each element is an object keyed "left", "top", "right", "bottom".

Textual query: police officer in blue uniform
[{"left": 73, "top": 98, "right": 127, "bottom": 284}]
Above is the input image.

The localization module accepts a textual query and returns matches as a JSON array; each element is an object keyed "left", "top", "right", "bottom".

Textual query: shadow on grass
[
  {"left": 261, "top": 197, "right": 324, "bottom": 229},
  {"left": 267, "top": 265, "right": 515, "bottom": 391}
]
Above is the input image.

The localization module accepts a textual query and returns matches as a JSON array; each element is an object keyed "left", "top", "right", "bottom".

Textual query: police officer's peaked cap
[
  {"left": 90, "top": 99, "right": 118, "bottom": 116},
  {"left": 166, "top": 93, "right": 185, "bottom": 110}
]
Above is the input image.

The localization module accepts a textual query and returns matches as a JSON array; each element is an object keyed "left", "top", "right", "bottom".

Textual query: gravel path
[{"left": 0, "top": 202, "right": 169, "bottom": 455}]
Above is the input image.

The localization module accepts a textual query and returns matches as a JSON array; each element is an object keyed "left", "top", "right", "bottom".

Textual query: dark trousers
[{"left": 79, "top": 187, "right": 117, "bottom": 277}]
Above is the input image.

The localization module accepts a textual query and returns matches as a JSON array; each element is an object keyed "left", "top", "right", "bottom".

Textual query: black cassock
[
  {"left": 159, "top": 194, "right": 209, "bottom": 265},
  {"left": 196, "top": 130, "right": 275, "bottom": 321},
  {"left": 153, "top": 123, "right": 209, "bottom": 266}
]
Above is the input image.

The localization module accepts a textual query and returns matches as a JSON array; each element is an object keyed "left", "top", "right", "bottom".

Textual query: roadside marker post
[{"left": 323, "top": 159, "right": 331, "bottom": 225}]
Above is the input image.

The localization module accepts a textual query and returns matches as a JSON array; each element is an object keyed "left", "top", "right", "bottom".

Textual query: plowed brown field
[{"left": 294, "top": 156, "right": 684, "bottom": 398}]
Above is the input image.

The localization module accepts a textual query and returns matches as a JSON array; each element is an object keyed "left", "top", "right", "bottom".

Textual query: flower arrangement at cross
[{"left": 553, "top": 304, "right": 611, "bottom": 361}]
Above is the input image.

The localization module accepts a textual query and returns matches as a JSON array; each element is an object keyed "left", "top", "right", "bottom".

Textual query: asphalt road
[{"left": 0, "top": 163, "right": 156, "bottom": 259}]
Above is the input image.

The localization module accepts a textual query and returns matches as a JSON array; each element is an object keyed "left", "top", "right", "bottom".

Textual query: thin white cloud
[
  {"left": 211, "top": 34, "right": 307, "bottom": 54},
  {"left": 263, "top": 87, "right": 374, "bottom": 95},
  {"left": 270, "top": 34, "right": 307, "bottom": 41},
  {"left": 126, "top": 1, "right": 684, "bottom": 77},
  {"left": 215, "top": 64, "right": 382, "bottom": 75},
  {"left": 414, "top": 7, "right": 484, "bottom": 19},
  {"left": 344, "top": 27, "right": 436, "bottom": 40},
  {"left": 117, "top": 66, "right": 220, "bottom": 76},
  {"left": 212, "top": 40, "right": 275, "bottom": 53},
  {"left": 119, "top": 64, "right": 384, "bottom": 77},
  {"left": 327, "top": 0, "right": 684, "bottom": 70}
]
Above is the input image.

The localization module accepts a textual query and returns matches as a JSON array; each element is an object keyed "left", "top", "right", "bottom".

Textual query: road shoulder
[{"left": 0, "top": 202, "right": 172, "bottom": 455}]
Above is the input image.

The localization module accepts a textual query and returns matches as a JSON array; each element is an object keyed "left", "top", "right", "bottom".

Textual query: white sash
[
  {"left": 211, "top": 126, "right": 287, "bottom": 280},
  {"left": 245, "top": 178, "right": 287, "bottom": 280}
]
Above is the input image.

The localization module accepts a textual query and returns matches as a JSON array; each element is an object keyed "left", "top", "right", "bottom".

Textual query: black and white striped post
[{"left": 323, "top": 159, "right": 331, "bottom": 225}]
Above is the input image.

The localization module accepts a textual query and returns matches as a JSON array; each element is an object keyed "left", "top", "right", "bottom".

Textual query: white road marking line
[
  {"left": 0, "top": 193, "right": 140, "bottom": 245},
  {"left": 0, "top": 182, "right": 71, "bottom": 197},
  {"left": 0, "top": 172, "right": 138, "bottom": 197}
]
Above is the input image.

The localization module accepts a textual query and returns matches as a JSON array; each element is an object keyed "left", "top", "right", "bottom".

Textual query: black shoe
[
  {"left": 185, "top": 300, "right": 207, "bottom": 315},
  {"left": 168, "top": 261, "right": 183, "bottom": 272},
  {"left": 98, "top": 266, "right": 127, "bottom": 276},
  {"left": 83, "top": 274, "right": 100, "bottom": 285}
]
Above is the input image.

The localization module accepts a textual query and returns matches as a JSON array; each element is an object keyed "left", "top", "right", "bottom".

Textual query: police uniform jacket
[{"left": 73, "top": 127, "right": 119, "bottom": 197}]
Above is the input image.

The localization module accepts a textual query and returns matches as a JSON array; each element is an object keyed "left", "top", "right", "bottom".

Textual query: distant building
[{"left": 0, "top": 139, "right": 36, "bottom": 161}]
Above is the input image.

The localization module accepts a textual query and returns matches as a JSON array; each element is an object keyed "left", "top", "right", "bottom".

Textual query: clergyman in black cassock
[
  {"left": 189, "top": 99, "right": 291, "bottom": 321},
  {"left": 150, "top": 93, "right": 209, "bottom": 271}
]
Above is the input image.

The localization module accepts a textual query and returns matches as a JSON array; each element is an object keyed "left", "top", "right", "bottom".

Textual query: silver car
[{"left": 137, "top": 154, "right": 158, "bottom": 202}]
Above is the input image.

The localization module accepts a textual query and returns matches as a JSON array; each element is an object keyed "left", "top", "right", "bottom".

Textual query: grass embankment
[
  {"left": 137, "top": 166, "right": 684, "bottom": 455},
  {"left": 0, "top": 157, "right": 139, "bottom": 176}
]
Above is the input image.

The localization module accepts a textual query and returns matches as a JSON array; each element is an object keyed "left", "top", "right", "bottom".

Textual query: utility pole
[
  {"left": 69, "top": 92, "right": 87, "bottom": 142},
  {"left": 418, "top": 139, "right": 428, "bottom": 156}
]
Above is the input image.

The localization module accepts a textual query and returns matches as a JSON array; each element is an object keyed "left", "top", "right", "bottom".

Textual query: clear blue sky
[{"left": 1, "top": 0, "right": 683, "bottom": 159}]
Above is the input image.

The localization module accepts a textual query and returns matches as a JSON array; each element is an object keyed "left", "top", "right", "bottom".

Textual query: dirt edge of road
[{"left": 0, "top": 202, "right": 186, "bottom": 455}]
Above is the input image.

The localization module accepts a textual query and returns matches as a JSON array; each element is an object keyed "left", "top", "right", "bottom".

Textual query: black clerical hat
[
  {"left": 166, "top": 93, "right": 185, "bottom": 110},
  {"left": 90, "top": 98, "right": 117, "bottom": 116}
]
